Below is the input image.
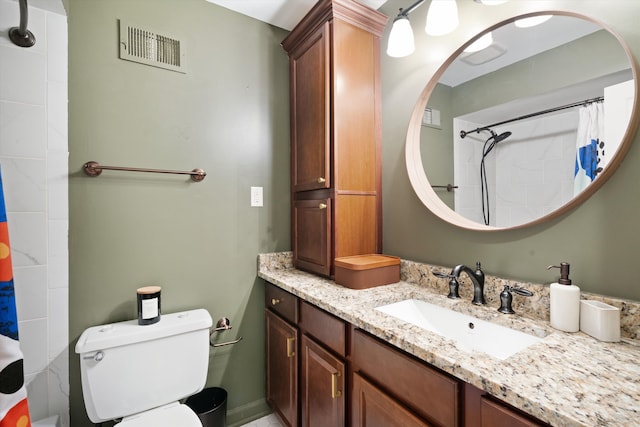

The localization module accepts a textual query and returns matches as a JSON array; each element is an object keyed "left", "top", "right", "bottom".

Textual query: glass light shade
[
  {"left": 387, "top": 17, "right": 415, "bottom": 58},
  {"left": 515, "top": 15, "right": 552, "bottom": 28},
  {"left": 464, "top": 32, "right": 493, "bottom": 52},
  {"left": 425, "top": 0, "right": 459, "bottom": 36},
  {"left": 476, "top": 0, "right": 507, "bottom": 5}
]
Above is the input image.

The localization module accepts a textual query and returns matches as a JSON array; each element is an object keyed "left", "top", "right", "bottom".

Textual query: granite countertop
[{"left": 258, "top": 253, "right": 640, "bottom": 427}]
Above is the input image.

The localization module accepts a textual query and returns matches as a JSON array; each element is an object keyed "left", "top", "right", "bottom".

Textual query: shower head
[{"left": 491, "top": 130, "right": 512, "bottom": 143}]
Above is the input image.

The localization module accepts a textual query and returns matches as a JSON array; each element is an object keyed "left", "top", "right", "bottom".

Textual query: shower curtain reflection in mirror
[{"left": 574, "top": 101, "right": 604, "bottom": 196}]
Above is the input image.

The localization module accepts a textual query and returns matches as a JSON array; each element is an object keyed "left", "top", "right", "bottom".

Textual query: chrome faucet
[{"left": 434, "top": 262, "right": 487, "bottom": 305}]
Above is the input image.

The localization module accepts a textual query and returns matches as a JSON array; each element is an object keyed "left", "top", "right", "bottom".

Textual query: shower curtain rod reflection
[
  {"left": 9, "top": 0, "right": 36, "bottom": 47},
  {"left": 460, "top": 96, "right": 604, "bottom": 139}
]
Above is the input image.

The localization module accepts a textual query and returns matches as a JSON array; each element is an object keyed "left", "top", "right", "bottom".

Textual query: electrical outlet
[{"left": 251, "top": 186, "right": 263, "bottom": 207}]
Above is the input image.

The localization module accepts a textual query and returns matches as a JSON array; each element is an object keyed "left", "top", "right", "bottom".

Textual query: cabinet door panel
[
  {"left": 333, "top": 20, "right": 377, "bottom": 192},
  {"left": 290, "top": 23, "right": 330, "bottom": 193},
  {"left": 301, "top": 335, "right": 345, "bottom": 427},
  {"left": 334, "top": 194, "right": 379, "bottom": 257},
  {"left": 352, "top": 372, "right": 433, "bottom": 427},
  {"left": 266, "top": 310, "right": 298, "bottom": 427},
  {"left": 481, "top": 397, "right": 546, "bottom": 427},
  {"left": 293, "top": 197, "right": 331, "bottom": 276}
]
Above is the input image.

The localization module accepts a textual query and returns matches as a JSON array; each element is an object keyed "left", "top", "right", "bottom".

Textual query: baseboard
[{"left": 227, "top": 398, "right": 272, "bottom": 427}]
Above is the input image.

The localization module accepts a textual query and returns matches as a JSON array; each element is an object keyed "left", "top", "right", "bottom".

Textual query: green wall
[
  {"left": 380, "top": 0, "right": 640, "bottom": 300},
  {"left": 67, "top": 0, "right": 640, "bottom": 425},
  {"left": 67, "top": 0, "right": 290, "bottom": 425}
]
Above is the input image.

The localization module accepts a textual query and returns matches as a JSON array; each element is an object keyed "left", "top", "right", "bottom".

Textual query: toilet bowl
[{"left": 75, "top": 309, "right": 212, "bottom": 426}]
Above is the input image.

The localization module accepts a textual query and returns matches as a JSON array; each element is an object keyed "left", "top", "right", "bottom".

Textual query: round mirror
[{"left": 406, "top": 11, "right": 640, "bottom": 231}]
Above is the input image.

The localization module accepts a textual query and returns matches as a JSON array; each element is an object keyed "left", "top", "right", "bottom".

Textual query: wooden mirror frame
[{"left": 405, "top": 11, "right": 640, "bottom": 231}]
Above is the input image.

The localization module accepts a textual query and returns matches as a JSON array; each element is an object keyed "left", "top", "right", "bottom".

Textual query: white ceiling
[{"left": 205, "top": 0, "right": 388, "bottom": 30}]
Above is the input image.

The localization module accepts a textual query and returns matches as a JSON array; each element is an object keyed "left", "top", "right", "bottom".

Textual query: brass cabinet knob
[
  {"left": 318, "top": 203, "right": 327, "bottom": 209},
  {"left": 271, "top": 298, "right": 280, "bottom": 306},
  {"left": 317, "top": 177, "right": 326, "bottom": 183}
]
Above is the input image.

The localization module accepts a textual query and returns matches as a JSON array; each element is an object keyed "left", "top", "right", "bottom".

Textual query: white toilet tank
[{"left": 75, "top": 309, "right": 212, "bottom": 423}]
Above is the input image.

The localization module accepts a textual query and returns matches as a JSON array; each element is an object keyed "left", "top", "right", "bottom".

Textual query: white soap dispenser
[{"left": 547, "top": 262, "right": 580, "bottom": 332}]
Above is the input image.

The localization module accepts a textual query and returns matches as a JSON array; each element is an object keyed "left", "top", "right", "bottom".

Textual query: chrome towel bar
[{"left": 83, "top": 161, "right": 206, "bottom": 182}]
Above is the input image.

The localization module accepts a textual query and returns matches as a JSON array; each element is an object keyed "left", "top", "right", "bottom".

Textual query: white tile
[
  {"left": 47, "top": 81, "right": 68, "bottom": 151},
  {"left": 48, "top": 287, "right": 68, "bottom": 358},
  {"left": 46, "top": 12, "right": 67, "bottom": 84},
  {"left": 25, "top": 370, "right": 49, "bottom": 422},
  {"left": 48, "top": 348, "right": 69, "bottom": 426},
  {"left": 0, "top": 101, "right": 47, "bottom": 158},
  {"left": 0, "top": 45, "right": 46, "bottom": 105},
  {"left": 0, "top": 157, "right": 46, "bottom": 212},
  {"left": 18, "top": 317, "right": 48, "bottom": 375},
  {"left": 47, "top": 153, "right": 69, "bottom": 220},
  {"left": 47, "top": 219, "right": 68, "bottom": 289},
  {"left": 6, "top": 212, "right": 47, "bottom": 267},
  {"left": 14, "top": 265, "right": 47, "bottom": 321}
]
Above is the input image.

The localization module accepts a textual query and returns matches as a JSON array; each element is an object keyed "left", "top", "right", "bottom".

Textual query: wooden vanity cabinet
[
  {"left": 265, "top": 284, "right": 299, "bottom": 427},
  {"left": 265, "top": 284, "right": 348, "bottom": 427},
  {"left": 265, "top": 282, "right": 547, "bottom": 427},
  {"left": 282, "top": 0, "right": 388, "bottom": 277}
]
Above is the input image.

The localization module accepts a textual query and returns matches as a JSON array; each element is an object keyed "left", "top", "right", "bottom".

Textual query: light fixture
[
  {"left": 463, "top": 32, "right": 493, "bottom": 53},
  {"left": 386, "top": 0, "right": 425, "bottom": 58},
  {"left": 425, "top": 0, "right": 459, "bottom": 36},
  {"left": 387, "top": 15, "right": 416, "bottom": 57},
  {"left": 515, "top": 15, "right": 552, "bottom": 28}
]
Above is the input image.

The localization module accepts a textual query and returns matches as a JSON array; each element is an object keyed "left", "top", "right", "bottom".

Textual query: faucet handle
[
  {"left": 510, "top": 287, "right": 533, "bottom": 297},
  {"left": 433, "top": 271, "right": 454, "bottom": 279},
  {"left": 498, "top": 286, "right": 533, "bottom": 314}
]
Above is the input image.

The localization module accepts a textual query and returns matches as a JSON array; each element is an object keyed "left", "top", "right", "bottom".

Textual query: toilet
[{"left": 75, "top": 309, "right": 213, "bottom": 426}]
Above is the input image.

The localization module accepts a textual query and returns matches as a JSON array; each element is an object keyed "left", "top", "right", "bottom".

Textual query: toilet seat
[{"left": 117, "top": 402, "right": 201, "bottom": 427}]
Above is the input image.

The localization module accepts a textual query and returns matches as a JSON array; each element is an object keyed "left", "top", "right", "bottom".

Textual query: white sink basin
[{"left": 376, "top": 299, "right": 542, "bottom": 360}]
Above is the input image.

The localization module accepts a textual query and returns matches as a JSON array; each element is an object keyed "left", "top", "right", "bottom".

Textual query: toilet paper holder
[{"left": 210, "top": 317, "right": 243, "bottom": 347}]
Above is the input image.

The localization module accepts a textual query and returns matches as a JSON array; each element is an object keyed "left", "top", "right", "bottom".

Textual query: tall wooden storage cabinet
[{"left": 282, "top": 0, "right": 388, "bottom": 277}]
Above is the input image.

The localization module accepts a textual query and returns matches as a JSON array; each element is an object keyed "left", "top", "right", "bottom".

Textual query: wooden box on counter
[{"left": 334, "top": 254, "right": 400, "bottom": 289}]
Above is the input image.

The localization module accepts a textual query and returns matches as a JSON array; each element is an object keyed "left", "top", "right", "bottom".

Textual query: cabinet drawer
[
  {"left": 480, "top": 397, "right": 546, "bottom": 427},
  {"left": 352, "top": 372, "right": 432, "bottom": 427},
  {"left": 351, "top": 329, "right": 460, "bottom": 427},
  {"left": 299, "top": 301, "right": 346, "bottom": 357},
  {"left": 265, "top": 282, "right": 298, "bottom": 324}
]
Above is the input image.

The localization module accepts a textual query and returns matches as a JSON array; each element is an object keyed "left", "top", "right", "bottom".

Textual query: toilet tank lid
[{"left": 75, "top": 309, "right": 212, "bottom": 354}]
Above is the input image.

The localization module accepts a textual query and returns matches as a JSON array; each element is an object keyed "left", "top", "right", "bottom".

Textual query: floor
[{"left": 239, "top": 413, "right": 283, "bottom": 427}]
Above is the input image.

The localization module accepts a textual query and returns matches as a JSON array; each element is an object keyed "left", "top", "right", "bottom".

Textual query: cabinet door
[
  {"left": 480, "top": 397, "right": 546, "bottom": 427},
  {"left": 290, "top": 22, "right": 331, "bottom": 193},
  {"left": 301, "top": 334, "right": 345, "bottom": 427},
  {"left": 265, "top": 310, "right": 298, "bottom": 427},
  {"left": 352, "top": 372, "right": 433, "bottom": 427},
  {"left": 293, "top": 197, "right": 331, "bottom": 276}
]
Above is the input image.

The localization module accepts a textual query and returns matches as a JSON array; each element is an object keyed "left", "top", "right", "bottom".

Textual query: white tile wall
[
  {"left": 0, "top": 0, "right": 68, "bottom": 425},
  {"left": 454, "top": 111, "right": 577, "bottom": 228}
]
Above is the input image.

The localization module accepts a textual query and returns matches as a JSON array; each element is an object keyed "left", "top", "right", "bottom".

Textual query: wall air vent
[{"left": 119, "top": 20, "right": 186, "bottom": 73}]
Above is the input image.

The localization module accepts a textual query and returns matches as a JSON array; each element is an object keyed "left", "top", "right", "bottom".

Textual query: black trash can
[{"left": 185, "top": 387, "right": 227, "bottom": 427}]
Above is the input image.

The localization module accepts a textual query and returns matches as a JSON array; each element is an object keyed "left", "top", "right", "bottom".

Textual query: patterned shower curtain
[
  {"left": 0, "top": 166, "right": 32, "bottom": 427},
  {"left": 574, "top": 101, "right": 605, "bottom": 195}
]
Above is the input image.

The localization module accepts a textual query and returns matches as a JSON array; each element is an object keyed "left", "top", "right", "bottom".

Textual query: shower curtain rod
[
  {"left": 9, "top": 0, "right": 36, "bottom": 48},
  {"left": 460, "top": 95, "right": 604, "bottom": 139}
]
